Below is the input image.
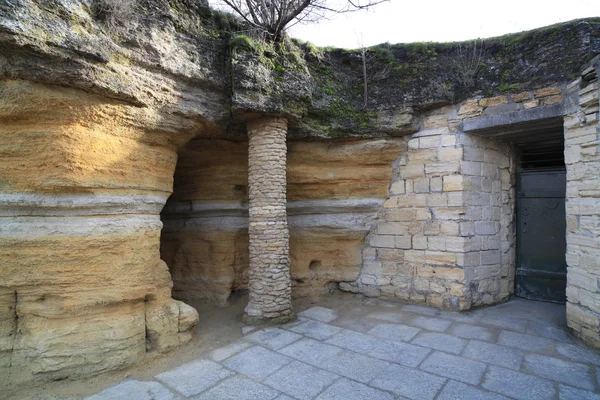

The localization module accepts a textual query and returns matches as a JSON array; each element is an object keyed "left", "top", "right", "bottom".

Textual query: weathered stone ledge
[{"left": 0, "top": 193, "right": 169, "bottom": 217}]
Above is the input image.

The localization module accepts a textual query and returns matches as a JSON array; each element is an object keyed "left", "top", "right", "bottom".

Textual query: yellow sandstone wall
[
  {"left": 0, "top": 80, "right": 199, "bottom": 386},
  {"left": 160, "top": 138, "right": 407, "bottom": 304}
]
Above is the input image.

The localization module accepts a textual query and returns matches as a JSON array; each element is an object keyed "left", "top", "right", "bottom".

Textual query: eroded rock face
[
  {"left": 0, "top": 79, "right": 200, "bottom": 386},
  {"left": 2, "top": 0, "right": 600, "bottom": 389},
  {"left": 160, "top": 138, "right": 406, "bottom": 304}
]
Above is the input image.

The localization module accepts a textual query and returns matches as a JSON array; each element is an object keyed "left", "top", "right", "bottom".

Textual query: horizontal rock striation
[
  {"left": 160, "top": 138, "right": 406, "bottom": 304},
  {"left": 2, "top": 0, "right": 600, "bottom": 390}
]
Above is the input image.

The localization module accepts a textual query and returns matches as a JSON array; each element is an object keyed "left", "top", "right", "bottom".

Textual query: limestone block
[
  {"left": 425, "top": 251, "right": 457, "bottom": 265},
  {"left": 479, "top": 95, "right": 508, "bottom": 108},
  {"left": 146, "top": 299, "right": 192, "bottom": 353},
  {"left": 419, "top": 136, "right": 441, "bottom": 149},
  {"left": 443, "top": 176, "right": 466, "bottom": 192},
  {"left": 423, "top": 222, "right": 442, "bottom": 235},
  {"left": 390, "top": 180, "right": 405, "bottom": 195},
  {"left": 413, "top": 236, "right": 428, "bottom": 250},
  {"left": 440, "top": 222, "right": 460, "bottom": 236},
  {"left": 475, "top": 221, "right": 499, "bottom": 235},
  {"left": 385, "top": 209, "right": 417, "bottom": 221},
  {"left": 401, "top": 164, "right": 426, "bottom": 179},
  {"left": 395, "top": 236, "right": 412, "bottom": 249},
  {"left": 370, "top": 235, "right": 396, "bottom": 248},
  {"left": 177, "top": 301, "right": 199, "bottom": 333},
  {"left": 426, "top": 163, "right": 460, "bottom": 175},
  {"left": 430, "top": 177, "right": 443, "bottom": 192},
  {"left": 414, "top": 178, "right": 430, "bottom": 193},
  {"left": 378, "top": 222, "right": 408, "bottom": 235},
  {"left": 524, "top": 100, "right": 540, "bottom": 109},
  {"left": 428, "top": 237, "right": 446, "bottom": 251},
  {"left": 534, "top": 86, "right": 561, "bottom": 98},
  {"left": 441, "top": 135, "right": 457, "bottom": 147},
  {"left": 377, "top": 249, "right": 405, "bottom": 262},
  {"left": 543, "top": 95, "right": 563, "bottom": 105},
  {"left": 416, "top": 208, "right": 432, "bottom": 220},
  {"left": 511, "top": 92, "right": 531, "bottom": 102},
  {"left": 434, "top": 207, "right": 465, "bottom": 221},
  {"left": 458, "top": 100, "right": 480, "bottom": 116},
  {"left": 424, "top": 193, "right": 446, "bottom": 207},
  {"left": 464, "top": 147, "right": 485, "bottom": 162},
  {"left": 410, "top": 149, "right": 438, "bottom": 163}
]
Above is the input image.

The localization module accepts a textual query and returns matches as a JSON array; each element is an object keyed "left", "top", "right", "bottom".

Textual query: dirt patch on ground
[{"left": 8, "top": 292, "right": 352, "bottom": 399}]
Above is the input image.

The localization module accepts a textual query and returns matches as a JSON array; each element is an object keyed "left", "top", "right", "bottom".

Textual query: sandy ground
[{"left": 8, "top": 292, "right": 353, "bottom": 400}]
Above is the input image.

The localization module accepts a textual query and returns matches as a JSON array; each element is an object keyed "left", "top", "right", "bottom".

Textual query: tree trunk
[{"left": 244, "top": 116, "right": 294, "bottom": 324}]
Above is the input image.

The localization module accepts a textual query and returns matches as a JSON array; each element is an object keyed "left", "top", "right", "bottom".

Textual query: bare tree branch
[{"left": 216, "top": 0, "right": 388, "bottom": 42}]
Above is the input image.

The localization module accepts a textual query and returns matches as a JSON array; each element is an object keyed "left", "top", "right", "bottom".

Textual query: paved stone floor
[{"left": 87, "top": 298, "right": 600, "bottom": 400}]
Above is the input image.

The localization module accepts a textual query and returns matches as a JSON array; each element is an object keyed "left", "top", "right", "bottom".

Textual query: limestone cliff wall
[
  {"left": 160, "top": 138, "right": 406, "bottom": 305},
  {"left": 1, "top": 0, "right": 600, "bottom": 390},
  {"left": 0, "top": 79, "right": 201, "bottom": 387}
]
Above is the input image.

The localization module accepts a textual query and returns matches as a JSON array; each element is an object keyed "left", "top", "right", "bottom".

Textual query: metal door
[{"left": 516, "top": 170, "right": 567, "bottom": 303}]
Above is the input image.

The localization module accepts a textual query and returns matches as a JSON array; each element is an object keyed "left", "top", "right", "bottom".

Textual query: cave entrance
[{"left": 160, "top": 138, "right": 250, "bottom": 307}]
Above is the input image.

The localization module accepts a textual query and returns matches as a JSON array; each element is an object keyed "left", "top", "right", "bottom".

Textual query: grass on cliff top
[{"left": 293, "top": 17, "right": 600, "bottom": 56}]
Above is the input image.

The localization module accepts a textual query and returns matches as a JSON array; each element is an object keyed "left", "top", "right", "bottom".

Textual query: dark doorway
[{"left": 516, "top": 141, "right": 567, "bottom": 303}]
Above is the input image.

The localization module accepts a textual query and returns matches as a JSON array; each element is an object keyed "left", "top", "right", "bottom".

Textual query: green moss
[
  {"left": 498, "top": 83, "right": 520, "bottom": 92},
  {"left": 230, "top": 34, "right": 256, "bottom": 52}
]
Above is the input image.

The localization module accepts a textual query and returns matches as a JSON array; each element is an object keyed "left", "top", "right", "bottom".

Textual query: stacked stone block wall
[
  {"left": 458, "top": 135, "right": 516, "bottom": 307},
  {"left": 343, "top": 91, "right": 574, "bottom": 310},
  {"left": 343, "top": 107, "right": 474, "bottom": 309},
  {"left": 565, "top": 59, "right": 600, "bottom": 348}
]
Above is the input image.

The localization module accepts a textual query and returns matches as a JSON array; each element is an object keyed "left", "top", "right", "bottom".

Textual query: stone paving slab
[
  {"left": 297, "top": 306, "right": 338, "bottom": 323},
  {"left": 497, "top": 330, "right": 556, "bottom": 353},
  {"left": 315, "top": 378, "right": 395, "bottom": 400},
  {"left": 314, "top": 349, "right": 390, "bottom": 383},
  {"left": 447, "top": 322, "right": 496, "bottom": 342},
  {"left": 366, "top": 310, "right": 407, "bottom": 323},
  {"left": 477, "top": 315, "right": 529, "bottom": 333},
  {"left": 482, "top": 366, "right": 556, "bottom": 400},
  {"left": 288, "top": 319, "right": 342, "bottom": 340},
  {"left": 402, "top": 304, "right": 440, "bottom": 316},
  {"left": 87, "top": 300, "right": 600, "bottom": 400},
  {"left": 462, "top": 340, "right": 523, "bottom": 370},
  {"left": 155, "top": 359, "right": 234, "bottom": 397},
  {"left": 370, "top": 363, "right": 446, "bottom": 400},
  {"left": 523, "top": 353, "right": 595, "bottom": 390},
  {"left": 325, "top": 329, "right": 431, "bottom": 366},
  {"left": 411, "top": 332, "right": 467, "bottom": 354},
  {"left": 223, "top": 346, "right": 292, "bottom": 380},
  {"left": 86, "top": 380, "right": 180, "bottom": 400},
  {"left": 279, "top": 337, "right": 344, "bottom": 366},
  {"left": 367, "top": 322, "right": 421, "bottom": 342},
  {"left": 262, "top": 361, "right": 339, "bottom": 400},
  {"left": 405, "top": 315, "right": 452, "bottom": 332},
  {"left": 527, "top": 321, "right": 575, "bottom": 343},
  {"left": 329, "top": 315, "right": 380, "bottom": 332},
  {"left": 192, "top": 375, "right": 279, "bottom": 400},
  {"left": 208, "top": 341, "right": 252, "bottom": 362},
  {"left": 419, "top": 351, "right": 487, "bottom": 385},
  {"left": 243, "top": 327, "right": 303, "bottom": 350},
  {"left": 559, "top": 384, "right": 600, "bottom": 400},
  {"left": 437, "top": 380, "right": 510, "bottom": 400},
  {"left": 557, "top": 342, "right": 600, "bottom": 365}
]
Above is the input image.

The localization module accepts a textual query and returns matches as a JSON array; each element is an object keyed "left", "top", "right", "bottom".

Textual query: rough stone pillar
[{"left": 244, "top": 117, "right": 294, "bottom": 324}]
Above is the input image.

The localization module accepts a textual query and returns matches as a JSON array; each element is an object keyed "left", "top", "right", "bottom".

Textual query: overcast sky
[{"left": 287, "top": 0, "right": 600, "bottom": 49}]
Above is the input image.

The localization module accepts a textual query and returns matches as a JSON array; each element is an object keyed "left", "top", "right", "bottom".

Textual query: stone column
[{"left": 244, "top": 117, "right": 294, "bottom": 324}]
